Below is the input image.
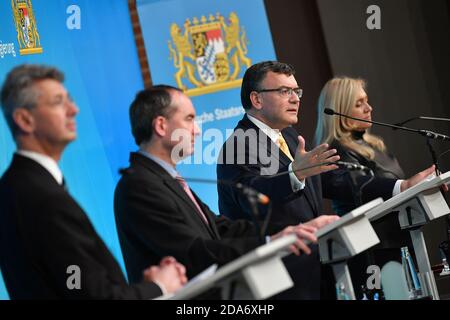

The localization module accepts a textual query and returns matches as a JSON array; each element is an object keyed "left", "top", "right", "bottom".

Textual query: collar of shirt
[
  {"left": 247, "top": 114, "right": 305, "bottom": 191},
  {"left": 138, "top": 150, "right": 178, "bottom": 178},
  {"left": 246, "top": 114, "right": 282, "bottom": 145},
  {"left": 16, "top": 150, "right": 63, "bottom": 185}
]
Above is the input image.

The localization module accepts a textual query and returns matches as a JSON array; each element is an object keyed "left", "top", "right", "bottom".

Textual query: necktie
[
  {"left": 277, "top": 133, "right": 294, "bottom": 161},
  {"left": 175, "top": 175, "right": 210, "bottom": 225}
]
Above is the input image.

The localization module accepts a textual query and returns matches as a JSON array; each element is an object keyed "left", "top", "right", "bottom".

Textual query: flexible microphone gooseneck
[{"left": 324, "top": 107, "right": 449, "bottom": 175}]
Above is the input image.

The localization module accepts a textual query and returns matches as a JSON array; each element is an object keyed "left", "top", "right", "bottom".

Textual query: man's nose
[
  {"left": 67, "top": 100, "right": 79, "bottom": 116},
  {"left": 290, "top": 92, "right": 300, "bottom": 103},
  {"left": 193, "top": 122, "right": 201, "bottom": 136}
]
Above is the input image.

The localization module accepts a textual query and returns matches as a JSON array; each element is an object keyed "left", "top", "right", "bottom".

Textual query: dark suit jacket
[
  {"left": 217, "top": 115, "right": 324, "bottom": 299},
  {"left": 322, "top": 138, "right": 402, "bottom": 215},
  {"left": 114, "top": 152, "right": 261, "bottom": 284},
  {"left": 0, "top": 154, "right": 160, "bottom": 300},
  {"left": 217, "top": 115, "right": 323, "bottom": 227},
  {"left": 323, "top": 138, "right": 409, "bottom": 247}
]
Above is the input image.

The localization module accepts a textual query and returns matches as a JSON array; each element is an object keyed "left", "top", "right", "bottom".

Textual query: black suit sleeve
[
  {"left": 30, "top": 193, "right": 161, "bottom": 300},
  {"left": 217, "top": 134, "right": 303, "bottom": 222},
  {"left": 321, "top": 143, "right": 397, "bottom": 204},
  {"left": 115, "top": 177, "right": 261, "bottom": 279},
  {"left": 196, "top": 195, "right": 259, "bottom": 239}
]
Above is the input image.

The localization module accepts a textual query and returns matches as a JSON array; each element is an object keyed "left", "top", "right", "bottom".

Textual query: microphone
[
  {"left": 323, "top": 108, "right": 336, "bottom": 116},
  {"left": 419, "top": 130, "right": 450, "bottom": 141},
  {"left": 183, "top": 154, "right": 349, "bottom": 206},
  {"left": 324, "top": 107, "right": 450, "bottom": 141},
  {"left": 394, "top": 116, "right": 450, "bottom": 127},
  {"left": 249, "top": 161, "right": 373, "bottom": 180},
  {"left": 235, "top": 182, "right": 270, "bottom": 205},
  {"left": 177, "top": 177, "right": 270, "bottom": 206},
  {"left": 335, "top": 161, "right": 373, "bottom": 175},
  {"left": 324, "top": 106, "right": 450, "bottom": 177},
  {"left": 119, "top": 168, "right": 270, "bottom": 205},
  {"left": 178, "top": 176, "right": 270, "bottom": 244}
]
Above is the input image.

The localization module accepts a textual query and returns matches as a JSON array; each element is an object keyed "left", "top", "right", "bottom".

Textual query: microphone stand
[
  {"left": 245, "top": 161, "right": 343, "bottom": 237},
  {"left": 394, "top": 116, "right": 450, "bottom": 127},
  {"left": 394, "top": 115, "right": 450, "bottom": 240},
  {"left": 426, "top": 138, "right": 441, "bottom": 175},
  {"left": 247, "top": 192, "right": 264, "bottom": 245},
  {"left": 325, "top": 109, "right": 450, "bottom": 175},
  {"left": 326, "top": 108, "right": 450, "bottom": 241},
  {"left": 235, "top": 182, "right": 268, "bottom": 245},
  {"left": 184, "top": 162, "right": 338, "bottom": 243},
  {"left": 394, "top": 115, "right": 450, "bottom": 175},
  {"left": 330, "top": 161, "right": 375, "bottom": 208},
  {"left": 181, "top": 177, "right": 268, "bottom": 244},
  {"left": 354, "top": 172, "right": 375, "bottom": 209}
]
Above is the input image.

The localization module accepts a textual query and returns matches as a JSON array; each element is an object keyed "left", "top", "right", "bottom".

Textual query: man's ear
[
  {"left": 249, "top": 91, "right": 263, "bottom": 110},
  {"left": 153, "top": 115, "right": 167, "bottom": 137},
  {"left": 12, "top": 108, "right": 35, "bottom": 134}
]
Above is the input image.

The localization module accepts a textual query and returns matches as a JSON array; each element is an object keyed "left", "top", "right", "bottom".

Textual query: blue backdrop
[
  {"left": 137, "top": 0, "right": 276, "bottom": 213},
  {"left": 0, "top": 0, "right": 144, "bottom": 300},
  {"left": 0, "top": 0, "right": 276, "bottom": 300}
]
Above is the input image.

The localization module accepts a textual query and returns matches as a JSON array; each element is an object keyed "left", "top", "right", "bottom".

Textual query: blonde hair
[{"left": 314, "top": 77, "right": 385, "bottom": 160}]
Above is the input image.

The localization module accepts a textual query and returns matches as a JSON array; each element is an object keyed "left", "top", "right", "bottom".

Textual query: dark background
[
  {"left": 265, "top": 0, "right": 450, "bottom": 176},
  {"left": 264, "top": 0, "right": 450, "bottom": 272}
]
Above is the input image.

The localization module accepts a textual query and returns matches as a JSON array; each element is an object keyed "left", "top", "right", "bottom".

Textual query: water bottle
[{"left": 401, "top": 246, "right": 422, "bottom": 299}]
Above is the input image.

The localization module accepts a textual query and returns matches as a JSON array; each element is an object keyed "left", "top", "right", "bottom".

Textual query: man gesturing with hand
[{"left": 217, "top": 61, "right": 340, "bottom": 299}]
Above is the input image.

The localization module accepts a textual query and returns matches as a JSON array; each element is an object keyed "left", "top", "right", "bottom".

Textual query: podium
[
  {"left": 316, "top": 198, "right": 383, "bottom": 300},
  {"left": 161, "top": 234, "right": 297, "bottom": 300},
  {"left": 365, "top": 171, "right": 450, "bottom": 300}
]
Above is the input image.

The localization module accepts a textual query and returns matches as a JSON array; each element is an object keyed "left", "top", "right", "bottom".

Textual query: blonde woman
[
  {"left": 315, "top": 77, "right": 437, "bottom": 299},
  {"left": 315, "top": 76, "right": 435, "bottom": 216}
]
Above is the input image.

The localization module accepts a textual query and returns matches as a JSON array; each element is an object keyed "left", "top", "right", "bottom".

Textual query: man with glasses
[{"left": 217, "top": 61, "right": 340, "bottom": 299}]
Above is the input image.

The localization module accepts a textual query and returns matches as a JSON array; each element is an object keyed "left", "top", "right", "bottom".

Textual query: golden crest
[
  {"left": 11, "top": 0, "right": 43, "bottom": 55},
  {"left": 168, "top": 12, "right": 251, "bottom": 97}
]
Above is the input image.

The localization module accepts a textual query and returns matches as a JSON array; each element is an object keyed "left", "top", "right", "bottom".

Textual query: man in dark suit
[
  {"left": 114, "top": 85, "right": 333, "bottom": 288},
  {"left": 217, "top": 61, "right": 341, "bottom": 299},
  {"left": 0, "top": 64, "right": 187, "bottom": 299}
]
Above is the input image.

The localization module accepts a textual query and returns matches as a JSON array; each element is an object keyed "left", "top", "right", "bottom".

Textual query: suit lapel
[
  {"left": 240, "top": 118, "right": 319, "bottom": 216},
  {"left": 13, "top": 154, "right": 66, "bottom": 191},
  {"left": 303, "top": 178, "right": 319, "bottom": 217},
  {"left": 237, "top": 118, "right": 322, "bottom": 218},
  {"left": 283, "top": 129, "right": 297, "bottom": 160},
  {"left": 131, "top": 153, "right": 218, "bottom": 238},
  {"left": 238, "top": 116, "right": 291, "bottom": 169},
  {"left": 163, "top": 178, "right": 218, "bottom": 239},
  {"left": 191, "top": 192, "right": 221, "bottom": 239}
]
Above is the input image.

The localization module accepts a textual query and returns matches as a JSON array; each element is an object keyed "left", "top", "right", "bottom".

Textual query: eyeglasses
[{"left": 256, "top": 87, "right": 303, "bottom": 98}]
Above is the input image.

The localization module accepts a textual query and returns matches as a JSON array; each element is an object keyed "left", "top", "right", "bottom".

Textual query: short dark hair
[
  {"left": 241, "top": 61, "right": 296, "bottom": 110},
  {"left": 129, "top": 85, "right": 182, "bottom": 146},
  {"left": 0, "top": 64, "right": 64, "bottom": 138}
]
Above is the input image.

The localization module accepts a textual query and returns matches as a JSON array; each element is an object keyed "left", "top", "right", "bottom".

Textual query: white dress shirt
[
  {"left": 246, "top": 114, "right": 305, "bottom": 192},
  {"left": 16, "top": 150, "right": 64, "bottom": 185}
]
